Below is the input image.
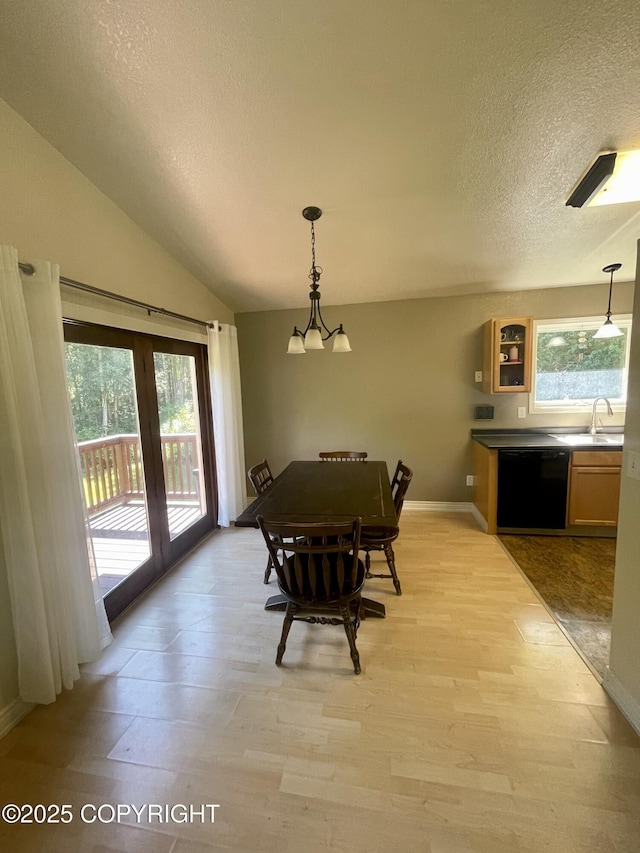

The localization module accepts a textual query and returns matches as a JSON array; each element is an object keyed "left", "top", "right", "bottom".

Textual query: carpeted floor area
[{"left": 498, "top": 534, "right": 616, "bottom": 679}]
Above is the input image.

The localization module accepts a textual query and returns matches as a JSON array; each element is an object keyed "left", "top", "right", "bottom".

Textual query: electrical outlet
[
  {"left": 517, "top": 407, "right": 526, "bottom": 419},
  {"left": 628, "top": 450, "right": 640, "bottom": 481},
  {"left": 474, "top": 371, "right": 483, "bottom": 383},
  {"left": 466, "top": 475, "right": 474, "bottom": 486}
]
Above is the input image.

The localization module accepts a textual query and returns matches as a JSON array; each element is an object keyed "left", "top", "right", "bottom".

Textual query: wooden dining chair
[
  {"left": 248, "top": 459, "right": 274, "bottom": 494},
  {"left": 247, "top": 459, "right": 275, "bottom": 583},
  {"left": 361, "top": 460, "right": 413, "bottom": 595},
  {"left": 257, "top": 516, "right": 366, "bottom": 674},
  {"left": 319, "top": 451, "right": 368, "bottom": 461}
]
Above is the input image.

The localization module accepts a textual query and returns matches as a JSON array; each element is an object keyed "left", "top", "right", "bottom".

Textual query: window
[{"left": 531, "top": 315, "right": 632, "bottom": 413}]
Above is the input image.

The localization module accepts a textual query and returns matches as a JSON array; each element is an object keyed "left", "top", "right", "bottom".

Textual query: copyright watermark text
[{"left": 1, "top": 803, "right": 220, "bottom": 825}]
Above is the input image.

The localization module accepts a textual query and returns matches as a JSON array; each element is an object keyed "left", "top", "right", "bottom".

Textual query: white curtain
[
  {"left": 0, "top": 247, "right": 112, "bottom": 705},
  {"left": 207, "top": 323, "right": 247, "bottom": 526}
]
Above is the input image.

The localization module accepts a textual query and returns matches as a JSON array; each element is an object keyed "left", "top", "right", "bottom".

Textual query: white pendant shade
[
  {"left": 304, "top": 327, "right": 324, "bottom": 350},
  {"left": 332, "top": 330, "right": 352, "bottom": 352},
  {"left": 287, "top": 333, "right": 306, "bottom": 354},
  {"left": 593, "top": 320, "right": 623, "bottom": 339}
]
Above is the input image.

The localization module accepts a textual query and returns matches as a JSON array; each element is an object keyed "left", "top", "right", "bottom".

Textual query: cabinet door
[
  {"left": 482, "top": 317, "right": 533, "bottom": 393},
  {"left": 567, "top": 466, "right": 621, "bottom": 526}
]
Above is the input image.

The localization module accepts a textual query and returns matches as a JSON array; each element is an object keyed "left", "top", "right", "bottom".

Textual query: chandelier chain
[
  {"left": 311, "top": 221, "right": 315, "bottom": 268},
  {"left": 308, "top": 221, "right": 322, "bottom": 285}
]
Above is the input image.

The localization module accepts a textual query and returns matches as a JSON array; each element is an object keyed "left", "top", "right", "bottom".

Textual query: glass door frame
[{"left": 64, "top": 320, "right": 217, "bottom": 620}]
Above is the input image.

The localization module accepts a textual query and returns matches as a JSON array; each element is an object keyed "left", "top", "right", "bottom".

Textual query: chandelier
[{"left": 287, "top": 207, "right": 352, "bottom": 354}]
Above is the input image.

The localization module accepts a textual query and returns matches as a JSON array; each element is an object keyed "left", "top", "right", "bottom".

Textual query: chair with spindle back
[
  {"left": 318, "top": 451, "right": 368, "bottom": 461},
  {"left": 257, "top": 516, "right": 366, "bottom": 674},
  {"left": 247, "top": 459, "right": 275, "bottom": 583},
  {"left": 360, "top": 460, "right": 413, "bottom": 595}
]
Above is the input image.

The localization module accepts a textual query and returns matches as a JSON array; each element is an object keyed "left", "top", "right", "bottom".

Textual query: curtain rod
[{"left": 18, "top": 261, "right": 216, "bottom": 330}]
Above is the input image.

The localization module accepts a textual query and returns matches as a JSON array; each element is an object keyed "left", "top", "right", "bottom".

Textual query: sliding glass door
[{"left": 63, "top": 322, "right": 216, "bottom": 620}]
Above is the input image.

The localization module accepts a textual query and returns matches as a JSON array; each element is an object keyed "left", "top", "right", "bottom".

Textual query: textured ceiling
[{"left": 1, "top": 0, "right": 640, "bottom": 313}]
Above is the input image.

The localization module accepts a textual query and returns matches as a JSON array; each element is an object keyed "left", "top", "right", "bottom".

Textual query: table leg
[{"left": 360, "top": 597, "right": 386, "bottom": 618}]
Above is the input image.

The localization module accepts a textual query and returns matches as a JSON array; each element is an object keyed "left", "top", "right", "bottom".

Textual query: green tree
[
  {"left": 65, "top": 344, "right": 138, "bottom": 440},
  {"left": 537, "top": 330, "right": 627, "bottom": 374},
  {"left": 64, "top": 345, "right": 198, "bottom": 441},
  {"left": 153, "top": 352, "right": 196, "bottom": 433}
]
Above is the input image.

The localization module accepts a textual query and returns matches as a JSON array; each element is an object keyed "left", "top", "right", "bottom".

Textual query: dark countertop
[{"left": 471, "top": 428, "right": 624, "bottom": 450}]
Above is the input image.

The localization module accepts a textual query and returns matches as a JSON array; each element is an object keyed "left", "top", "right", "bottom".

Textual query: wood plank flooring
[{"left": 1, "top": 512, "right": 639, "bottom": 852}]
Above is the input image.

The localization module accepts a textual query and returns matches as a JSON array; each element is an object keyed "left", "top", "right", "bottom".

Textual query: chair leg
[
  {"left": 276, "top": 602, "right": 296, "bottom": 665},
  {"left": 349, "top": 596, "right": 362, "bottom": 636},
  {"left": 383, "top": 543, "right": 402, "bottom": 595},
  {"left": 341, "top": 605, "right": 361, "bottom": 674},
  {"left": 364, "top": 549, "right": 372, "bottom": 578},
  {"left": 263, "top": 555, "right": 273, "bottom": 584}
]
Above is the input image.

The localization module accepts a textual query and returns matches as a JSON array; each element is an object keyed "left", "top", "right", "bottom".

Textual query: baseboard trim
[
  {"left": 469, "top": 503, "right": 489, "bottom": 532},
  {"left": 0, "top": 697, "right": 33, "bottom": 740},
  {"left": 404, "top": 501, "right": 473, "bottom": 513},
  {"left": 602, "top": 668, "right": 640, "bottom": 737}
]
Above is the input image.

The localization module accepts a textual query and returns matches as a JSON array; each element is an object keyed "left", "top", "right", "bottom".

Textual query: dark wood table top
[{"left": 236, "top": 460, "right": 397, "bottom": 528}]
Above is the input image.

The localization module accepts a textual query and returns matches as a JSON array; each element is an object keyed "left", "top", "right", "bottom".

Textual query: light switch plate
[
  {"left": 628, "top": 450, "right": 640, "bottom": 480},
  {"left": 474, "top": 371, "right": 483, "bottom": 383},
  {"left": 517, "top": 406, "right": 526, "bottom": 419}
]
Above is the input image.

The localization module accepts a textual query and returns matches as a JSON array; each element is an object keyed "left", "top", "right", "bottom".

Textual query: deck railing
[{"left": 77, "top": 433, "right": 199, "bottom": 515}]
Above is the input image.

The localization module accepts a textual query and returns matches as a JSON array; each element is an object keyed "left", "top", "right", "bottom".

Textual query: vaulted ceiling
[{"left": 1, "top": 1, "right": 639, "bottom": 313}]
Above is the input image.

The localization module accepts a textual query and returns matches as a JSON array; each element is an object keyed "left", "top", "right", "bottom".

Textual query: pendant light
[
  {"left": 547, "top": 336, "right": 567, "bottom": 347},
  {"left": 286, "top": 207, "right": 351, "bottom": 354},
  {"left": 593, "top": 263, "right": 623, "bottom": 339}
]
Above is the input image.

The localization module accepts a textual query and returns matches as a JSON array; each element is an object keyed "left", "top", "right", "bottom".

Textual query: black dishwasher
[{"left": 497, "top": 450, "right": 570, "bottom": 529}]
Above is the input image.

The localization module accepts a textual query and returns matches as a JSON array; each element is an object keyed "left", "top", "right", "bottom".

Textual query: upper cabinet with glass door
[{"left": 482, "top": 317, "right": 533, "bottom": 393}]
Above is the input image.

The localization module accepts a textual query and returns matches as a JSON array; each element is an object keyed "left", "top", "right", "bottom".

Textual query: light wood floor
[{"left": 1, "top": 512, "right": 639, "bottom": 852}]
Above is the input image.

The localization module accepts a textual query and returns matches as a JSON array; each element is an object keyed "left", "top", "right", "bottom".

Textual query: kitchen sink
[{"left": 549, "top": 433, "right": 624, "bottom": 446}]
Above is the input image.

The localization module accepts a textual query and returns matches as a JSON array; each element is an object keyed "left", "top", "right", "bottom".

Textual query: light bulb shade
[
  {"left": 593, "top": 320, "right": 623, "bottom": 339},
  {"left": 287, "top": 332, "right": 306, "bottom": 354},
  {"left": 547, "top": 336, "right": 567, "bottom": 347},
  {"left": 304, "top": 327, "right": 324, "bottom": 350},
  {"left": 332, "top": 330, "right": 352, "bottom": 352}
]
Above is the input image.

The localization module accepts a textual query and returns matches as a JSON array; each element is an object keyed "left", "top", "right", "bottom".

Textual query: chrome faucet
[{"left": 589, "top": 397, "right": 613, "bottom": 434}]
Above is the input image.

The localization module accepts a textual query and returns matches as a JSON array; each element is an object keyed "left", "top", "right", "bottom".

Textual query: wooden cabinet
[
  {"left": 472, "top": 441, "right": 498, "bottom": 534},
  {"left": 482, "top": 317, "right": 533, "bottom": 394},
  {"left": 567, "top": 450, "right": 622, "bottom": 527}
]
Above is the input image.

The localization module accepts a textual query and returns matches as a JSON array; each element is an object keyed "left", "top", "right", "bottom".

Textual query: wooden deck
[{"left": 89, "top": 500, "right": 202, "bottom": 596}]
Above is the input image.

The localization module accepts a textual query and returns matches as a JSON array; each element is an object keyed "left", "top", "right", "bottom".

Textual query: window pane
[
  {"left": 64, "top": 342, "right": 151, "bottom": 596},
  {"left": 536, "top": 328, "right": 628, "bottom": 401},
  {"left": 153, "top": 352, "right": 207, "bottom": 539},
  {"left": 532, "top": 316, "right": 631, "bottom": 411}
]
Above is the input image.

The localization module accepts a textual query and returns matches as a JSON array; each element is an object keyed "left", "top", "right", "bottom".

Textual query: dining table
[{"left": 235, "top": 460, "right": 397, "bottom": 617}]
